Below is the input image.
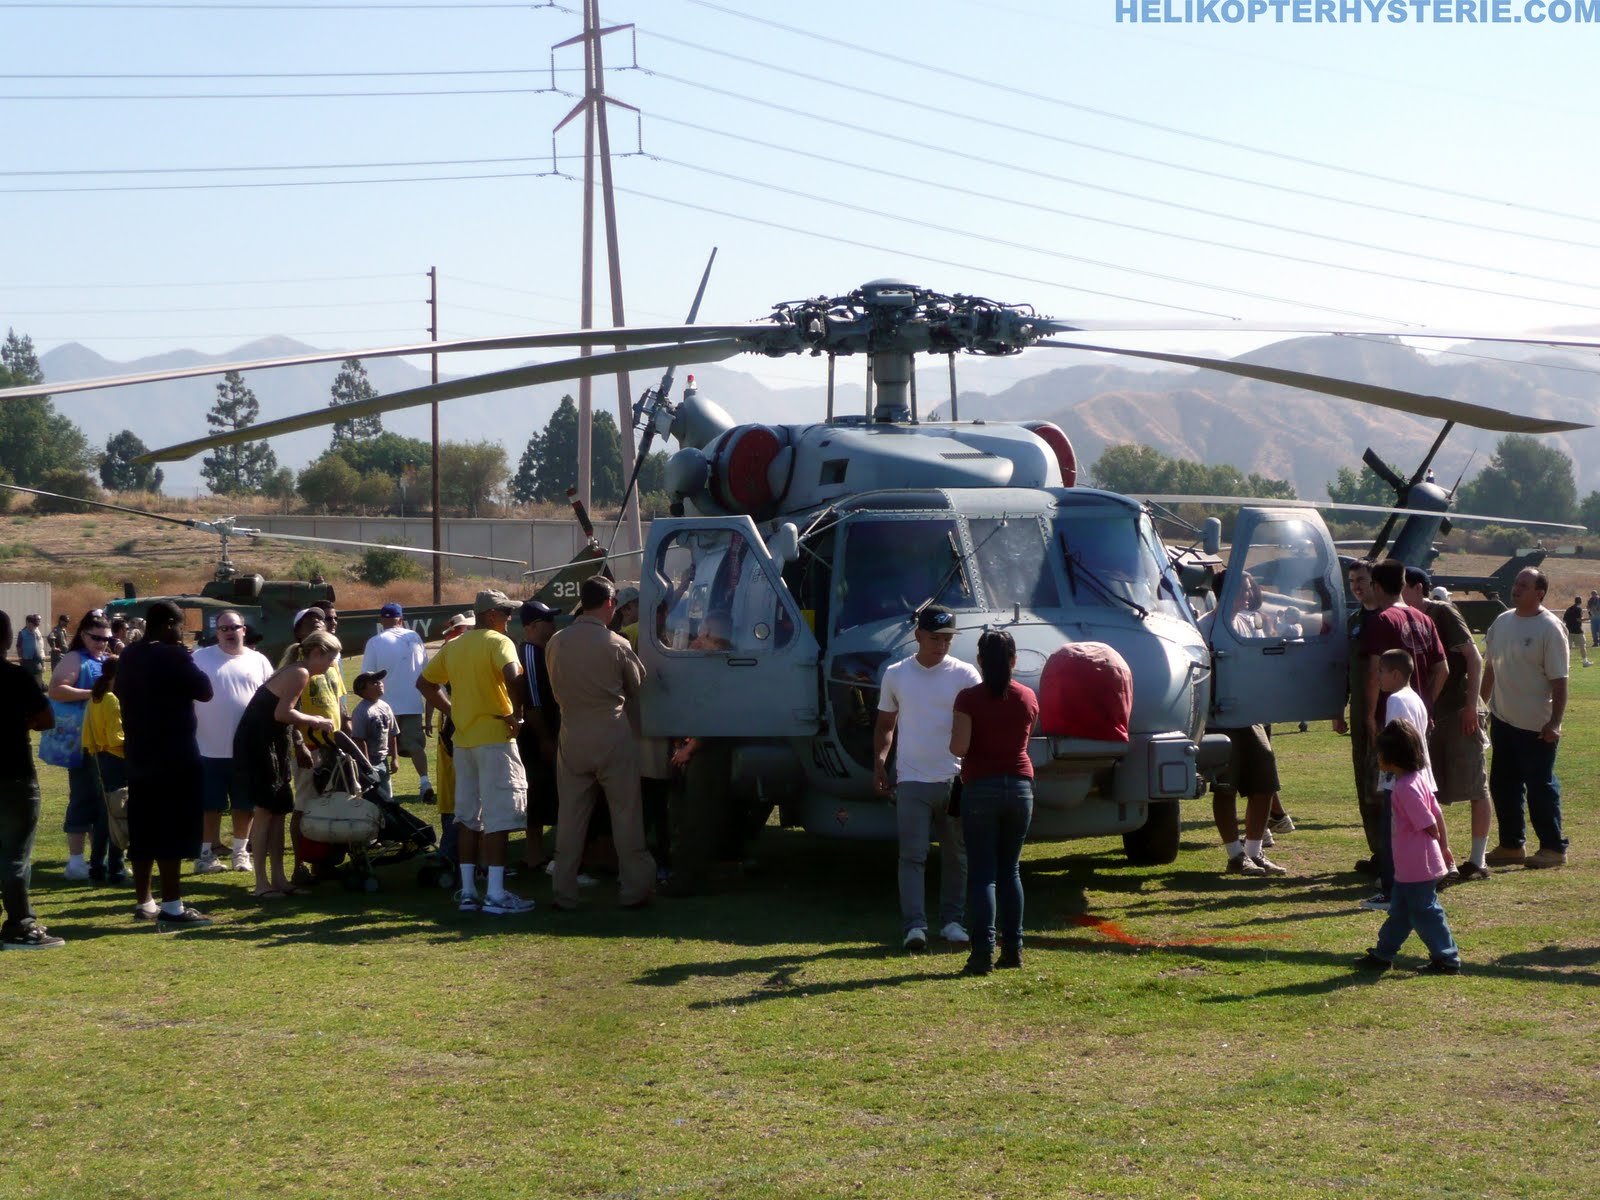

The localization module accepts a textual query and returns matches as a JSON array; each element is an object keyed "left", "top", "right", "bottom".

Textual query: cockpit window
[
  {"left": 969, "top": 517, "right": 1059, "bottom": 611},
  {"left": 836, "top": 518, "right": 970, "bottom": 631},
  {"left": 1054, "top": 512, "right": 1189, "bottom": 620}
]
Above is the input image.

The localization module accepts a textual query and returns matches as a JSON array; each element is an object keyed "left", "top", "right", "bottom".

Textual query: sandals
[{"left": 252, "top": 887, "right": 289, "bottom": 901}]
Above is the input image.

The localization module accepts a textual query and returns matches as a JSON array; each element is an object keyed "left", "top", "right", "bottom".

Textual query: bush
[
  {"left": 353, "top": 548, "right": 423, "bottom": 587},
  {"left": 30, "top": 469, "right": 101, "bottom": 514},
  {"left": 296, "top": 456, "right": 361, "bottom": 513},
  {"left": 112, "top": 539, "right": 137, "bottom": 556},
  {"left": 291, "top": 553, "right": 333, "bottom": 583},
  {"left": 354, "top": 471, "right": 396, "bottom": 514}
]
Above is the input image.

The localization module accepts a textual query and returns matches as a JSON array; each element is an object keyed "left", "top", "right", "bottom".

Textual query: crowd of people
[{"left": 0, "top": 557, "right": 1578, "bottom": 970}]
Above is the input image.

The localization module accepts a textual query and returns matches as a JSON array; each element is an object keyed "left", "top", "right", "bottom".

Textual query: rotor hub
[{"left": 764, "top": 284, "right": 1045, "bottom": 360}]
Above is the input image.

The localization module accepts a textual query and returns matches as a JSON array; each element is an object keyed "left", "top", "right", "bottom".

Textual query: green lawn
[{"left": 3, "top": 656, "right": 1598, "bottom": 1198}]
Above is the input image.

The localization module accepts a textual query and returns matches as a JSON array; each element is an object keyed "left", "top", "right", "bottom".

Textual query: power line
[
  {"left": 1, "top": 272, "right": 414, "bottom": 290},
  {"left": 643, "top": 67, "right": 1600, "bottom": 256},
  {"left": 0, "top": 154, "right": 548, "bottom": 177},
  {"left": 32, "top": 326, "right": 421, "bottom": 341},
  {"left": 646, "top": 111, "right": 1600, "bottom": 305},
  {"left": 12, "top": 299, "right": 418, "bottom": 316},
  {"left": 0, "top": 165, "right": 611, "bottom": 194},
  {"left": 678, "top": 0, "right": 1600, "bottom": 231},
  {"left": 1, "top": 68, "right": 586, "bottom": 79},
  {"left": 644, "top": 155, "right": 1412, "bottom": 325},
  {"left": 584, "top": 174, "right": 1240, "bottom": 321},
  {"left": 644, "top": 69, "right": 1600, "bottom": 257},
  {"left": 5, "top": 86, "right": 560, "bottom": 100},
  {"left": 0, "top": 3, "right": 543, "bottom": 8}
]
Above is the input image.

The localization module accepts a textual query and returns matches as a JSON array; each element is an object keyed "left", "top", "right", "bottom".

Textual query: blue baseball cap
[{"left": 380, "top": 602, "right": 403, "bottom": 618}]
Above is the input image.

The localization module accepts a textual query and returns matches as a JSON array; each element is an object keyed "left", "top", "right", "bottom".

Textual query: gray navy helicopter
[{"left": 5, "top": 278, "right": 1590, "bottom": 865}]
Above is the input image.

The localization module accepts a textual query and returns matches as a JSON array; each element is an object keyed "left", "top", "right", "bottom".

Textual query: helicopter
[
  {"left": 3, "top": 279, "right": 1591, "bottom": 865},
  {"left": 0, "top": 482, "right": 611, "bottom": 660}
]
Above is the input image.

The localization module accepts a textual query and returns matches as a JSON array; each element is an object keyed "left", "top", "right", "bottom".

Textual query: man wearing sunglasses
[{"left": 193, "top": 612, "right": 273, "bottom": 874}]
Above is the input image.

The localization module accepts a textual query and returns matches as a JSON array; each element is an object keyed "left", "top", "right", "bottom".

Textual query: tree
[
  {"left": 201, "top": 371, "right": 278, "bottom": 496},
  {"left": 0, "top": 328, "right": 94, "bottom": 487},
  {"left": 262, "top": 466, "right": 298, "bottom": 513},
  {"left": 327, "top": 430, "right": 428, "bottom": 481},
  {"left": 353, "top": 470, "right": 396, "bottom": 513},
  {"left": 295, "top": 455, "right": 360, "bottom": 512},
  {"left": 30, "top": 468, "right": 100, "bottom": 513},
  {"left": 1580, "top": 491, "right": 1600, "bottom": 534},
  {"left": 328, "top": 358, "right": 382, "bottom": 446},
  {"left": 1327, "top": 462, "right": 1400, "bottom": 507},
  {"left": 510, "top": 394, "right": 638, "bottom": 506},
  {"left": 1090, "top": 443, "right": 1296, "bottom": 500},
  {"left": 1458, "top": 434, "right": 1577, "bottom": 525},
  {"left": 437, "top": 440, "right": 508, "bottom": 517},
  {"left": 99, "top": 429, "right": 164, "bottom": 493}
]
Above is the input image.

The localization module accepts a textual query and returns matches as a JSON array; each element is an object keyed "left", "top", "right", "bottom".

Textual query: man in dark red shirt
[{"left": 1360, "top": 560, "right": 1447, "bottom": 747}]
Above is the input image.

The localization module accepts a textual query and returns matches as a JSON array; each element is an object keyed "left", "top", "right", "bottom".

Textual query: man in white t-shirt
[
  {"left": 873, "top": 605, "right": 982, "bottom": 951},
  {"left": 193, "top": 610, "right": 274, "bottom": 873},
  {"left": 1482, "top": 568, "right": 1571, "bottom": 869},
  {"left": 360, "top": 602, "right": 433, "bottom": 803}
]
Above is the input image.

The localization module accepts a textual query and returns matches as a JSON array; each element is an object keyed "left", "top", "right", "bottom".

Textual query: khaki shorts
[
  {"left": 395, "top": 713, "right": 428, "bottom": 758},
  {"left": 1429, "top": 707, "right": 1491, "bottom": 806},
  {"left": 452, "top": 741, "right": 528, "bottom": 835},
  {"left": 1213, "top": 725, "right": 1280, "bottom": 797}
]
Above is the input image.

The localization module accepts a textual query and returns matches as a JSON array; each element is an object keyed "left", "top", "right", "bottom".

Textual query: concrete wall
[
  {"left": 0, "top": 582, "right": 52, "bottom": 623},
  {"left": 249, "top": 517, "right": 651, "bottom": 583}
]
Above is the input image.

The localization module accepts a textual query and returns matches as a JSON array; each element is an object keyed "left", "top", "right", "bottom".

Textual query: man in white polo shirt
[
  {"left": 193, "top": 609, "right": 273, "bottom": 873},
  {"left": 360, "top": 602, "right": 433, "bottom": 803},
  {"left": 873, "top": 605, "right": 981, "bottom": 951}
]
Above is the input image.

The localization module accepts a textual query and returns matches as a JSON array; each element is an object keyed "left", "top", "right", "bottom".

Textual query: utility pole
[
  {"left": 427, "top": 266, "right": 442, "bottom": 604},
  {"left": 553, "top": 0, "right": 642, "bottom": 553}
]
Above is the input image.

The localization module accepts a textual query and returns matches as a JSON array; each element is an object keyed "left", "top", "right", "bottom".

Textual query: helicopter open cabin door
[
  {"left": 1208, "top": 507, "right": 1347, "bottom": 727},
  {"left": 639, "top": 515, "right": 822, "bottom": 739}
]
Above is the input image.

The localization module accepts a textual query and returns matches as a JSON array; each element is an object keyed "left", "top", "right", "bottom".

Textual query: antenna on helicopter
[{"left": 607, "top": 247, "right": 719, "bottom": 550}]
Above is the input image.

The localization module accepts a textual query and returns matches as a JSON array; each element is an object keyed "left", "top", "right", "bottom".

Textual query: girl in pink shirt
[{"left": 1356, "top": 721, "right": 1461, "bottom": 975}]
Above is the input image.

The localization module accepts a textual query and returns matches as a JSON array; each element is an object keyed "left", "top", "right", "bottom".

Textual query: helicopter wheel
[{"left": 1122, "top": 801, "right": 1181, "bottom": 867}]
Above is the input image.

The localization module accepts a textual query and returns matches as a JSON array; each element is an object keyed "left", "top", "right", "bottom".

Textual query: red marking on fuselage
[{"left": 1069, "top": 913, "right": 1290, "bottom": 948}]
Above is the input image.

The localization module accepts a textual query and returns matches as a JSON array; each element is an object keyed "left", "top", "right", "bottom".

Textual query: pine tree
[
  {"left": 0, "top": 328, "right": 94, "bottom": 487},
  {"left": 99, "top": 429, "right": 164, "bottom": 493},
  {"left": 201, "top": 371, "right": 278, "bottom": 496},
  {"left": 510, "top": 429, "right": 541, "bottom": 505},
  {"left": 328, "top": 358, "right": 383, "bottom": 445}
]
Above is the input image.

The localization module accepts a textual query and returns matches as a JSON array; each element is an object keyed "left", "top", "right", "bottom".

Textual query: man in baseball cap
[
  {"left": 476, "top": 589, "right": 517, "bottom": 616},
  {"left": 874, "top": 603, "right": 978, "bottom": 951},
  {"left": 362, "top": 601, "right": 431, "bottom": 800},
  {"left": 379, "top": 602, "right": 403, "bottom": 619}
]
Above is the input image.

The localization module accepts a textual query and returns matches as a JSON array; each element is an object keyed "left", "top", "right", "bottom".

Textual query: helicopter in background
[
  {"left": 3, "top": 279, "right": 1590, "bottom": 864},
  {"left": 0, "top": 483, "right": 610, "bottom": 659}
]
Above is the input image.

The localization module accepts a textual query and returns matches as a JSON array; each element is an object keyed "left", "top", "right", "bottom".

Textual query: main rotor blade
[
  {"left": 1039, "top": 340, "right": 1590, "bottom": 434},
  {"left": 0, "top": 325, "right": 770, "bottom": 403},
  {"left": 0, "top": 482, "right": 201, "bottom": 526},
  {"left": 1035, "top": 319, "right": 1600, "bottom": 350},
  {"left": 242, "top": 529, "right": 524, "bottom": 566},
  {"left": 138, "top": 340, "right": 748, "bottom": 463},
  {"left": 1134, "top": 494, "right": 1586, "bottom": 531}
]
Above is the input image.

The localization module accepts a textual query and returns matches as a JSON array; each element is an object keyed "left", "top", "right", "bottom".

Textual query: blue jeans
[
  {"left": 0, "top": 777, "right": 42, "bottom": 933},
  {"left": 1488, "top": 716, "right": 1566, "bottom": 852},
  {"left": 1372, "top": 788, "right": 1395, "bottom": 897},
  {"left": 1373, "top": 879, "right": 1460, "bottom": 964},
  {"left": 960, "top": 776, "right": 1033, "bottom": 958},
  {"left": 63, "top": 760, "right": 123, "bottom": 875},
  {"left": 895, "top": 780, "right": 966, "bottom": 935}
]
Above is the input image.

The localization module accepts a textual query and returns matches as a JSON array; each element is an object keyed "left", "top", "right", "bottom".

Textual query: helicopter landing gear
[{"left": 1122, "top": 801, "right": 1181, "bottom": 867}]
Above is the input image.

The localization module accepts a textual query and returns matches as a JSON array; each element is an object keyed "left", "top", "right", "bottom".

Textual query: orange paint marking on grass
[{"left": 1069, "top": 913, "right": 1291, "bottom": 948}]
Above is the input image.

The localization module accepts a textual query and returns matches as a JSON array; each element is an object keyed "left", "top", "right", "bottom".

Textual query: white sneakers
[
  {"left": 231, "top": 847, "right": 253, "bottom": 873},
  {"left": 194, "top": 852, "right": 227, "bottom": 875},
  {"left": 64, "top": 860, "right": 90, "bottom": 881},
  {"left": 482, "top": 891, "right": 536, "bottom": 915},
  {"left": 903, "top": 927, "right": 928, "bottom": 951},
  {"left": 940, "top": 922, "right": 970, "bottom": 945}
]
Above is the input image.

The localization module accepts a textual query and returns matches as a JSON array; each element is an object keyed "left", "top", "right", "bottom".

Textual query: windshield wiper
[{"left": 1059, "top": 532, "right": 1149, "bottom": 621}]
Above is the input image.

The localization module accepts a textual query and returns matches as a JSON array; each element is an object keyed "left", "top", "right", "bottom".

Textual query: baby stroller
[{"left": 300, "top": 739, "right": 437, "bottom": 893}]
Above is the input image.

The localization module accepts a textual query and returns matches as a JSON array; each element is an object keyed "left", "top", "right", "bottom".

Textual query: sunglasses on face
[
  {"left": 84, "top": 633, "right": 110, "bottom": 643},
  {"left": 217, "top": 624, "right": 245, "bottom": 633}
]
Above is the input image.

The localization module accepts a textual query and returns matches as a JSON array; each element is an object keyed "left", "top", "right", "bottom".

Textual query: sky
[{"left": 5, "top": 0, "right": 1600, "bottom": 490}]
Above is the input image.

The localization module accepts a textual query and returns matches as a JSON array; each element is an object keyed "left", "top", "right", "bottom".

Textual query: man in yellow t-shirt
[{"left": 418, "top": 590, "right": 532, "bottom": 915}]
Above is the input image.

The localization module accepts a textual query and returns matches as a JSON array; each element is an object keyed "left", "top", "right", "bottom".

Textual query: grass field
[{"left": 3, "top": 650, "right": 1599, "bottom": 1199}]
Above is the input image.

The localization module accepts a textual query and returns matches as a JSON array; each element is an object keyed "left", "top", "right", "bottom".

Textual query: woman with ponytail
[
  {"left": 233, "top": 631, "right": 340, "bottom": 898},
  {"left": 949, "top": 629, "right": 1040, "bottom": 976}
]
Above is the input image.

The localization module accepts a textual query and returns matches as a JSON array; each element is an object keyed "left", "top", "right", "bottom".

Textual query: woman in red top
[{"left": 950, "top": 630, "right": 1040, "bottom": 976}]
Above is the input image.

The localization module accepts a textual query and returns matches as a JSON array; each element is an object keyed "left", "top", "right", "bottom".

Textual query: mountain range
[{"left": 38, "top": 331, "right": 1600, "bottom": 501}]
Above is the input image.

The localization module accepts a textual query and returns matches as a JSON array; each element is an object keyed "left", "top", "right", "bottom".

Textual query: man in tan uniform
[{"left": 544, "top": 575, "right": 655, "bottom": 910}]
